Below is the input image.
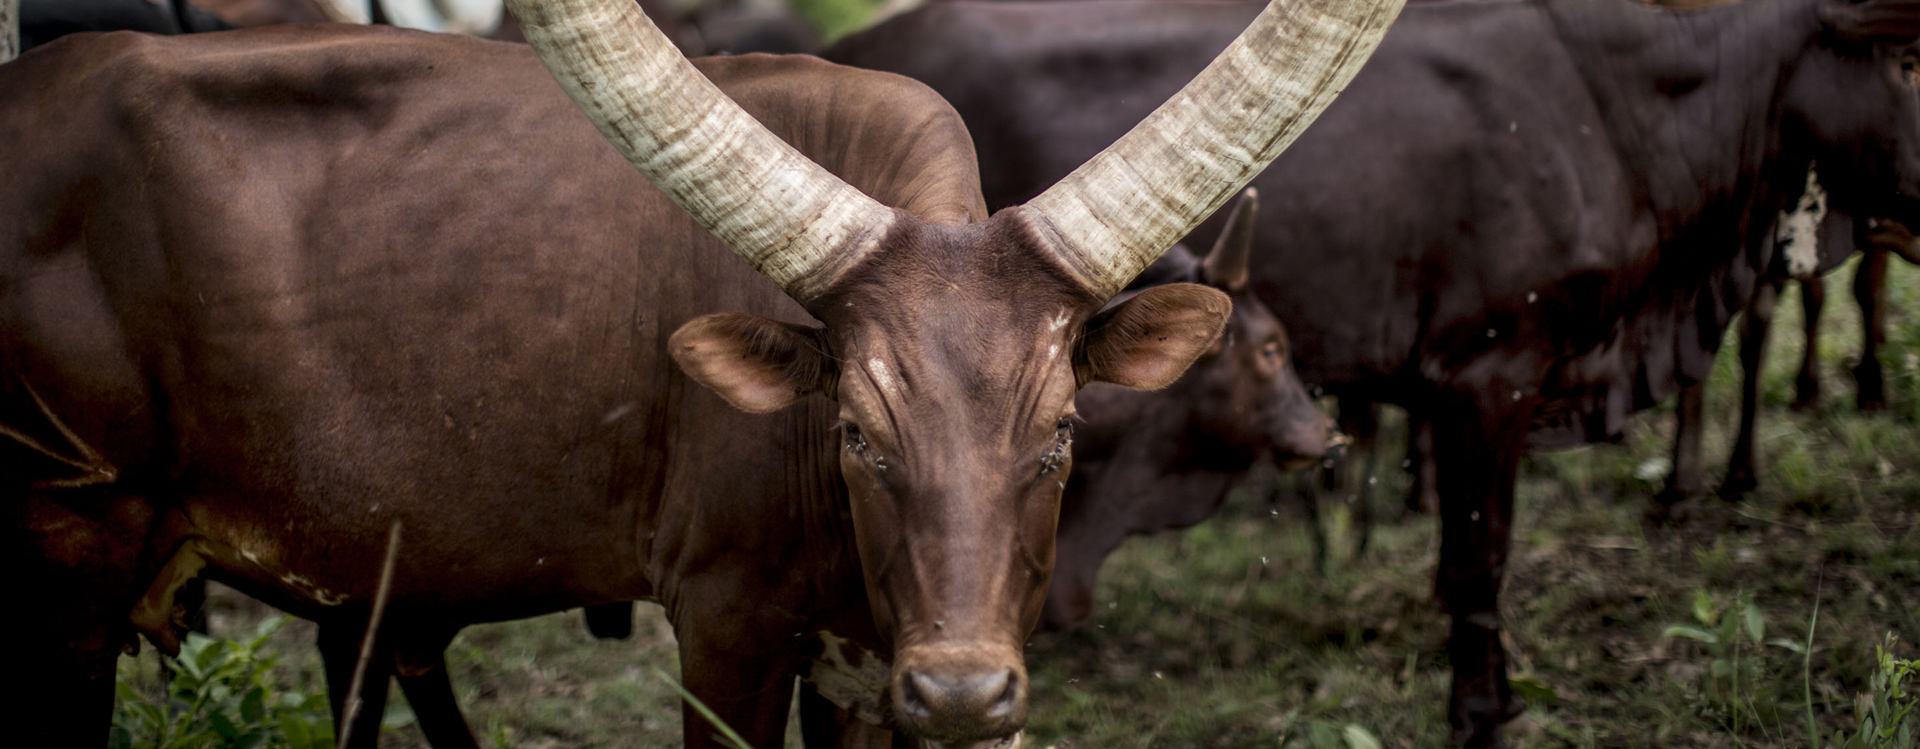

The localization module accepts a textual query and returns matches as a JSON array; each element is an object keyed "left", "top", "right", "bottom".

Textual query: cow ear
[
  {"left": 1077, "top": 284, "right": 1232, "bottom": 390},
  {"left": 670, "top": 314, "right": 835, "bottom": 413}
]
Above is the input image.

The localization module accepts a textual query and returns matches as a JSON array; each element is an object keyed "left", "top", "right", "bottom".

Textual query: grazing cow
[
  {"left": 0, "top": 0, "right": 1401, "bottom": 746},
  {"left": 1045, "top": 189, "right": 1337, "bottom": 631},
  {"left": 1666, "top": 204, "right": 1920, "bottom": 501},
  {"left": 828, "top": 0, "right": 1920, "bottom": 744}
]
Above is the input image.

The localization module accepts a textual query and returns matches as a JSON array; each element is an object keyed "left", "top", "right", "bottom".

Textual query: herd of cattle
[{"left": 3, "top": 0, "right": 1918, "bottom": 747}]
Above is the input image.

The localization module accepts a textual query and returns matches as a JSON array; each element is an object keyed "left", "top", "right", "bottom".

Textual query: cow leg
[
  {"left": 318, "top": 619, "right": 397, "bottom": 749},
  {"left": 7, "top": 496, "right": 154, "bottom": 748},
  {"left": 4, "top": 489, "right": 158, "bottom": 749},
  {"left": 1430, "top": 386, "right": 1530, "bottom": 749},
  {"left": 673, "top": 601, "right": 805, "bottom": 749},
  {"left": 1724, "top": 280, "right": 1779, "bottom": 497},
  {"left": 1855, "top": 247, "right": 1890, "bottom": 411},
  {"left": 1403, "top": 410, "right": 1440, "bottom": 515},
  {"left": 1295, "top": 469, "right": 1329, "bottom": 575},
  {"left": 1340, "top": 401, "right": 1380, "bottom": 560},
  {"left": 1658, "top": 380, "right": 1707, "bottom": 508},
  {"left": 396, "top": 655, "right": 481, "bottom": 749},
  {"left": 1792, "top": 277, "right": 1824, "bottom": 411}
]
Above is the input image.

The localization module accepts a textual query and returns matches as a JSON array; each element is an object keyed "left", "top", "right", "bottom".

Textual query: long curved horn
[
  {"left": 505, "top": 0, "right": 897, "bottom": 303},
  {"left": 1025, "top": 0, "right": 1403, "bottom": 299}
]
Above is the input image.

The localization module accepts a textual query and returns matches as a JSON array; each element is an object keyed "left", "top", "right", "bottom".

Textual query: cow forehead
[
  {"left": 831, "top": 294, "right": 1084, "bottom": 431},
  {"left": 828, "top": 306, "right": 1085, "bottom": 434}
]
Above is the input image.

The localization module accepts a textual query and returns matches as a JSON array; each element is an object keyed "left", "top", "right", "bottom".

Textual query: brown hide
[
  {"left": 0, "top": 26, "right": 966, "bottom": 747},
  {"left": 0, "top": 23, "right": 1239, "bottom": 748}
]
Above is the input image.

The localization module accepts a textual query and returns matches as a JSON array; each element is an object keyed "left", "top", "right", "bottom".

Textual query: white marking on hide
[
  {"left": 807, "top": 630, "right": 891, "bottom": 726},
  {"left": 1776, "top": 165, "right": 1827, "bottom": 278},
  {"left": 1048, "top": 310, "right": 1070, "bottom": 331},
  {"left": 601, "top": 402, "right": 636, "bottom": 425},
  {"left": 280, "top": 572, "right": 348, "bottom": 606},
  {"left": 1047, "top": 344, "right": 1059, "bottom": 360},
  {"left": 867, "top": 358, "right": 898, "bottom": 396}
]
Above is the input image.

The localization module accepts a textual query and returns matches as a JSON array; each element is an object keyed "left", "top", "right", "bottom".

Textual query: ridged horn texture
[
  {"left": 1025, "top": 0, "right": 1405, "bottom": 300},
  {"left": 2, "top": 0, "right": 19, "bottom": 64},
  {"left": 505, "top": 0, "right": 898, "bottom": 303}
]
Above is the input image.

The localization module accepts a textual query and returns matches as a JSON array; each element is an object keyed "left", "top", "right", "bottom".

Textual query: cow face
[
  {"left": 1186, "top": 190, "right": 1335, "bottom": 468},
  {"left": 1787, "top": 0, "right": 1920, "bottom": 224},
  {"left": 671, "top": 212, "right": 1230, "bottom": 744}
]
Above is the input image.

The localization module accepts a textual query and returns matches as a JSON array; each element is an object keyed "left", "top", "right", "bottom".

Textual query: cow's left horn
[
  {"left": 504, "top": 0, "right": 897, "bottom": 304},
  {"left": 1024, "top": 0, "right": 1403, "bottom": 299}
]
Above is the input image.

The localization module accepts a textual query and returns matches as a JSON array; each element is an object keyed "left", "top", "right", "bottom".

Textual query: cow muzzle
[{"left": 892, "top": 644, "right": 1028, "bottom": 743}]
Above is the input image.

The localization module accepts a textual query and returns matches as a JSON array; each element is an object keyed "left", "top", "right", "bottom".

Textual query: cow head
[
  {"left": 504, "top": 0, "right": 1402, "bottom": 743},
  {"left": 1184, "top": 189, "right": 1336, "bottom": 469},
  {"left": 1785, "top": 0, "right": 1920, "bottom": 225}
]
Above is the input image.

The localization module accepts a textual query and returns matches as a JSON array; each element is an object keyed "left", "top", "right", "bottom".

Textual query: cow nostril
[
  {"left": 901, "top": 672, "right": 935, "bottom": 719},
  {"left": 986, "top": 669, "right": 1020, "bottom": 718}
]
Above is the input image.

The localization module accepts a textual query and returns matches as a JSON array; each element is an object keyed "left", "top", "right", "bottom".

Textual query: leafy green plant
[
  {"left": 110, "top": 616, "right": 336, "bottom": 749},
  {"left": 1832, "top": 635, "right": 1920, "bottom": 749},
  {"left": 1663, "top": 590, "right": 1806, "bottom": 735}
]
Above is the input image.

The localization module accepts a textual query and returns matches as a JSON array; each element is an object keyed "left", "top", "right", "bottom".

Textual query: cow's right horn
[
  {"left": 1025, "top": 0, "right": 1403, "bottom": 300},
  {"left": 505, "top": 0, "right": 897, "bottom": 304}
]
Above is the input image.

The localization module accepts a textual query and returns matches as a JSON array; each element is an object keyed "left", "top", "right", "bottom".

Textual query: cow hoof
[
  {"left": 1718, "top": 472, "right": 1757, "bottom": 499},
  {"left": 1449, "top": 722, "right": 1508, "bottom": 749}
]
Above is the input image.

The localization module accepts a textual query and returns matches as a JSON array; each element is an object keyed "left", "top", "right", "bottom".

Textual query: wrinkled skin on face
[{"left": 671, "top": 212, "right": 1232, "bottom": 743}]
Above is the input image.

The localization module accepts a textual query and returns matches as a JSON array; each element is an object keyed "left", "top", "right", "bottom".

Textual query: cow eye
[
  {"left": 842, "top": 423, "right": 867, "bottom": 454},
  {"left": 1041, "top": 418, "right": 1073, "bottom": 475},
  {"left": 1904, "top": 54, "right": 1920, "bottom": 87},
  {"left": 1261, "top": 341, "right": 1283, "bottom": 359}
]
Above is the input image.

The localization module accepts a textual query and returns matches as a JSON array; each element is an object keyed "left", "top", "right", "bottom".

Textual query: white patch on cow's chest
[
  {"left": 806, "top": 630, "right": 892, "bottom": 726},
  {"left": 1776, "top": 165, "right": 1828, "bottom": 278}
]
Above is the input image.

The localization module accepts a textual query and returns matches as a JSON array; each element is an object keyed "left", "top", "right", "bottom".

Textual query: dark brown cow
[
  {"left": 0, "top": 0, "right": 1401, "bottom": 746},
  {"left": 1045, "top": 189, "right": 1336, "bottom": 630},
  {"left": 1665, "top": 209, "right": 1920, "bottom": 502},
  {"left": 827, "top": 0, "right": 1920, "bottom": 745}
]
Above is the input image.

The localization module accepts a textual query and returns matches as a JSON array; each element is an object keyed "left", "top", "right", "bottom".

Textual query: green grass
[{"left": 128, "top": 258, "right": 1920, "bottom": 747}]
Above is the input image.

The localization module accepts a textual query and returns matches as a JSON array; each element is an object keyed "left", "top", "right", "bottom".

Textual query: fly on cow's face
[
  {"left": 842, "top": 422, "right": 868, "bottom": 455},
  {"left": 1039, "top": 418, "right": 1073, "bottom": 476}
]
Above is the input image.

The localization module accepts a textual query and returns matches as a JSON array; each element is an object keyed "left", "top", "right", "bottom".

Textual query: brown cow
[{"left": 0, "top": 0, "right": 1401, "bottom": 746}]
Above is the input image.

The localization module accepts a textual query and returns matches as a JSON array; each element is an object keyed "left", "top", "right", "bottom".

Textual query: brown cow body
[
  {"left": 0, "top": 27, "right": 981, "bottom": 747},
  {"left": 2, "top": 0, "right": 1401, "bottom": 741}
]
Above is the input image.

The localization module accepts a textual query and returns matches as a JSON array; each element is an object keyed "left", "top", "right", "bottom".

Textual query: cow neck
[{"left": 1545, "top": 0, "right": 1819, "bottom": 251}]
